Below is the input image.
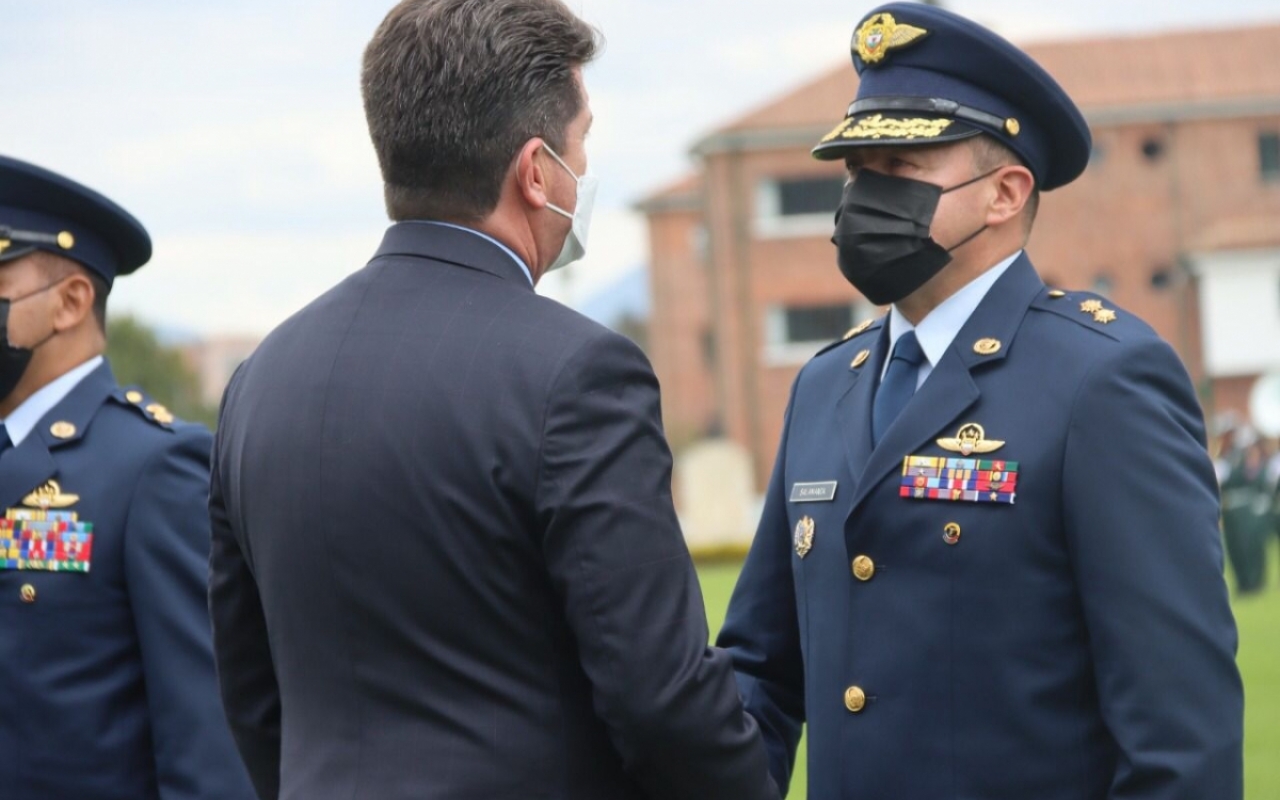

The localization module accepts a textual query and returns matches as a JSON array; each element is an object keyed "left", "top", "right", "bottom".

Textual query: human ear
[
  {"left": 986, "top": 165, "right": 1035, "bottom": 227},
  {"left": 51, "top": 272, "right": 95, "bottom": 332},
  {"left": 514, "top": 138, "right": 552, "bottom": 211}
]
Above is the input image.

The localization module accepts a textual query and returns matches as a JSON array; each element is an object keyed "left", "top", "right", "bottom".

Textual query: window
[
  {"left": 1093, "top": 273, "right": 1114, "bottom": 297},
  {"left": 1260, "top": 132, "right": 1280, "bottom": 183},
  {"left": 1087, "top": 143, "right": 1106, "bottom": 170},
  {"left": 777, "top": 177, "right": 845, "bottom": 217},
  {"left": 701, "top": 329, "right": 717, "bottom": 370},
  {"left": 764, "top": 302, "right": 866, "bottom": 364},
  {"left": 690, "top": 224, "right": 709, "bottom": 261},
  {"left": 756, "top": 175, "right": 846, "bottom": 237},
  {"left": 781, "top": 305, "right": 853, "bottom": 343}
]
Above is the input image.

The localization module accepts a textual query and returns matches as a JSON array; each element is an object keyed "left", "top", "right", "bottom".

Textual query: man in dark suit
[
  {"left": 717, "top": 4, "right": 1243, "bottom": 799},
  {"left": 207, "top": 2, "right": 779, "bottom": 799},
  {"left": 0, "top": 155, "right": 254, "bottom": 799}
]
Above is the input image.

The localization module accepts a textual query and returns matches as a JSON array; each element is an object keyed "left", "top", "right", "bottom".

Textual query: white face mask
[{"left": 542, "top": 143, "right": 598, "bottom": 273}]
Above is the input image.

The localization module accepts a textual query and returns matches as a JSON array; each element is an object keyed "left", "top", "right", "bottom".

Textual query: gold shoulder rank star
[
  {"left": 854, "top": 13, "right": 929, "bottom": 65},
  {"left": 145, "top": 403, "right": 176, "bottom": 424},
  {"left": 1094, "top": 308, "right": 1118, "bottom": 324},
  {"left": 1080, "top": 299, "right": 1104, "bottom": 314}
]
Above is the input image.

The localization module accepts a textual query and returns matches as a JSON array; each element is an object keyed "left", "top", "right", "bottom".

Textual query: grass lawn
[{"left": 698, "top": 543, "right": 1280, "bottom": 799}]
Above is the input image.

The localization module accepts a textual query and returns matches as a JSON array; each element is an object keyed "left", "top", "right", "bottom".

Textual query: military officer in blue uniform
[
  {"left": 0, "top": 155, "right": 254, "bottom": 799},
  {"left": 717, "top": 5, "right": 1244, "bottom": 799}
]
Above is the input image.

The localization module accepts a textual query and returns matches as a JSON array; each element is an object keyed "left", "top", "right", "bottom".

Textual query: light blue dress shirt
[
  {"left": 884, "top": 250, "right": 1022, "bottom": 388},
  {"left": 1, "top": 355, "right": 104, "bottom": 446}
]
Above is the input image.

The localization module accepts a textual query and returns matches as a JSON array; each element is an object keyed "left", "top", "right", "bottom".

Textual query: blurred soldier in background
[
  {"left": 1219, "top": 424, "right": 1274, "bottom": 595},
  {"left": 0, "top": 156, "right": 253, "bottom": 799}
]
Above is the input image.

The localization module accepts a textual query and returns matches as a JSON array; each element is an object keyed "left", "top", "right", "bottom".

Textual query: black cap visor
[{"left": 813, "top": 111, "right": 982, "bottom": 160}]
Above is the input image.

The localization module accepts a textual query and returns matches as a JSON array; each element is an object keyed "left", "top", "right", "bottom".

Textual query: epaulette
[
  {"left": 112, "top": 387, "right": 176, "bottom": 429},
  {"left": 814, "top": 315, "right": 886, "bottom": 359},
  {"left": 1030, "top": 288, "right": 1128, "bottom": 341}
]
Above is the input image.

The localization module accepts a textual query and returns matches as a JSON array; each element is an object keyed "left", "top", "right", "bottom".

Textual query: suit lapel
[
  {"left": 0, "top": 362, "right": 116, "bottom": 509},
  {"left": 837, "top": 322, "right": 888, "bottom": 492},
  {"left": 846, "top": 255, "right": 1046, "bottom": 516}
]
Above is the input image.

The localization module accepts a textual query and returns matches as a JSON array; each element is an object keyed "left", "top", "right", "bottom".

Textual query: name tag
[{"left": 790, "top": 481, "right": 838, "bottom": 503}]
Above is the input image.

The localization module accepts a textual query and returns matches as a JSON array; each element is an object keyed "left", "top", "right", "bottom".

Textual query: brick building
[{"left": 639, "top": 21, "right": 1280, "bottom": 489}]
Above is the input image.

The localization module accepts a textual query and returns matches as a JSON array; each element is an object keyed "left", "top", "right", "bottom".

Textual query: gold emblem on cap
[
  {"left": 1094, "top": 308, "right": 1117, "bottom": 325},
  {"left": 1004, "top": 118, "right": 1021, "bottom": 137},
  {"left": 126, "top": 390, "right": 145, "bottom": 404},
  {"left": 938, "top": 423, "right": 1005, "bottom": 456},
  {"left": 973, "top": 338, "right": 1002, "bottom": 356},
  {"left": 1080, "top": 299, "right": 1104, "bottom": 314},
  {"left": 57, "top": 231, "right": 75, "bottom": 250},
  {"left": 794, "top": 516, "right": 816, "bottom": 559},
  {"left": 851, "top": 349, "right": 871, "bottom": 369},
  {"left": 21, "top": 479, "right": 80, "bottom": 510},
  {"left": 50, "top": 421, "right": 77, "bottom": 439},
  {"left": 854, "top": 12, "right": 929, "bottom": 65}
]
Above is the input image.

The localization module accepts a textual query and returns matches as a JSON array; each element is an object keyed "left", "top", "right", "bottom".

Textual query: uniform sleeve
[
  {"left": 535, "top": 331, "right": 779, "bottom": 800},
  {"left": 716, "top": 385, "right": 806, "bottom": 795},
  {"left": 208, "top": 381, "right": 282, "bottom": 800},
  {"left": 1062, "top": 337, "right": 1244, "bottom": 800},
  {"left": 122, "top": 423, "right": 257, "bottom": 800}
]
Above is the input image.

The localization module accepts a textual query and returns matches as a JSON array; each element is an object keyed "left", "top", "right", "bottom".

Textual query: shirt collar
[
  {"left": 2, "top": 355, "right": 105, "bottom": 446},
  {"left": 407, "top": 221, "right": 534, "bottom": 286},
  {"left": 887, "top": 250, "right": 1023, "bottom": 369}
]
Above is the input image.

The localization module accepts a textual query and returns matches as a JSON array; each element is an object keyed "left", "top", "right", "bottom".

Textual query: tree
[{"left": 106, "top": 315, "right": 218, "bottom": 429}]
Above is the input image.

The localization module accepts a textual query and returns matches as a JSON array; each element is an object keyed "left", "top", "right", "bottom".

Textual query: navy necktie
[
  {"left": 872, "top": 331, "right": 925, "bottom": 445},
  {"left": 0, "top": 423, "right": 11, "bottom": 459}
]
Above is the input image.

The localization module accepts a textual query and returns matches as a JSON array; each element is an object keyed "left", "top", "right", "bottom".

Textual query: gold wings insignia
[
  {"left": 937, "top": 423, "right": 1005, "bottom": 456},
  {"left": 21, "top": 480, "right": 80, "bottom": 510},
  {"left": 936, "top": 437, "right": 1005, "bottom": 454},
  {"left": 887, "top": 23, "right": 929, "bottom": 49}
]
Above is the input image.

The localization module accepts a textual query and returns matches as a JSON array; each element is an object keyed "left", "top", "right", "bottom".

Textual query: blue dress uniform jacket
[
  {"left": 718, "top": 255, "right": 1243, "bottom": 800},
  {"left": 208, "top": 222, "right": 778, "bottom": 800},
  {"left": 0, "top": 361, "right": 254, "bottom": 800}
]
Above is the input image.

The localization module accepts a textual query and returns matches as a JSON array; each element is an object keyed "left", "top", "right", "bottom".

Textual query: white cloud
[
  {"left": 109, "top": 228, "right": 385, "bottom": 336},
  {"left": 4, "top": 0, "right": 1278, "bottom": 336}
]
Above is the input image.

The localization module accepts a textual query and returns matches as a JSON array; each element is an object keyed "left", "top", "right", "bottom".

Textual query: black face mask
[
  {"left": 0, "top": 282, "right": 61, "bottom": 402},
  {"left": 832, "top": 168, "right": 995, "bottom": 306}
]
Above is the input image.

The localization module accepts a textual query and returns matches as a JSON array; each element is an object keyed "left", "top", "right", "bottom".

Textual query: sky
[{"left": 4, "top": 0, "right": 1279, "bottom": 338}]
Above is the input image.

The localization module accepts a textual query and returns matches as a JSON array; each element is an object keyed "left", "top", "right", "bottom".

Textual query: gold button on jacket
[
  {"left": 844, "top": 686, "right": 867, "bottom": 713},
  {"left": 852, "top": 555, "right": 876, "bottom": 581}
]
